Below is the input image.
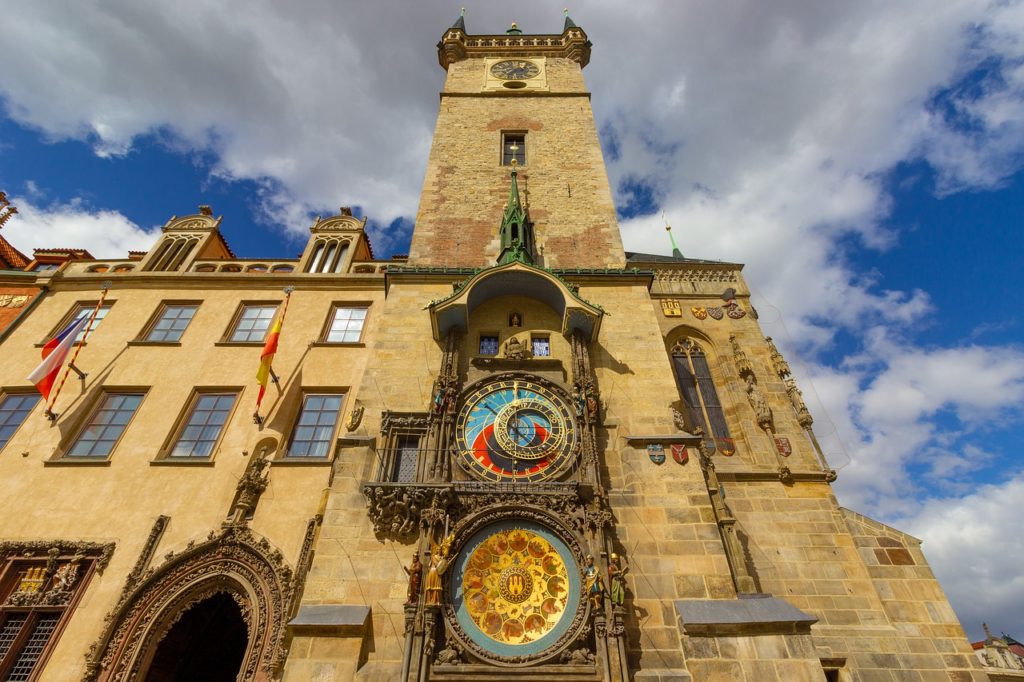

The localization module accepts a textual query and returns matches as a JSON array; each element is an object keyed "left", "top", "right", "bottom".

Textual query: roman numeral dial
[{"left": 455, "top": 379, "right": 577, "bottom": 482}]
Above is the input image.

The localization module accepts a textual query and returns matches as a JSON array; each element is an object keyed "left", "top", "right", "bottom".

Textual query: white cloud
[
  {"left": 4, "top": 197, "right": 159, "bottom": 257},
  {"left": 898, "top": 476, "right": 1024, "bottom": 641}
]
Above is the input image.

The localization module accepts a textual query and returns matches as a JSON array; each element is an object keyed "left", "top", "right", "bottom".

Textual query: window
[
  {"left": 144, "top": 236, "right": 199, "bottom": 272},
  {"left": 0, "top": 548, "right": 100, "bottom": 680},
  {"left": 169, "top": 393, "right": 236, "bottom": 458},
  {"left": 32, "top": 263, "right": 57, "bottom": 272},
  {"left": 67, "top": 393, "right": 143, "bottom": 457},
  {"left": 392, "top": 435, "right": 419, "bottom": 483},
  {"left": 287, "top": 394, "right": 343, "bottom": 457},
  {"left": 228, "top": 304, "right": 277, "bottom": 343},
  {"left": 324, "top": 306, "right": 367, "bottom": 343},
  {"left": 502, "top": 133, "right": 526, "bottom": 166},
  {"left": 0, "top": 394, "right": 39, "bottom": 451},
  {"left": 531, "top": 336, "right": 551, "bottom": 357},
  {"left": 479, "top": 335, "right": 499, "bottom": 356},
  {"left": 145, "top": 304, "right": 198, "bottom": 343},
  {"left": 670, "top": 339, "right": 731, "bottom": 444},
  {"left": 51, "top": 303, "right": 112, "bottom": 344},
  {"left": 306, "top": 239, "right": 350, "bottom": 273}
]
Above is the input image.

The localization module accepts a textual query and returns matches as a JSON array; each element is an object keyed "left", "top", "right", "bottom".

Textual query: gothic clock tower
[{"left": 282, "top": 13, "right": 986, "bottom": 682}]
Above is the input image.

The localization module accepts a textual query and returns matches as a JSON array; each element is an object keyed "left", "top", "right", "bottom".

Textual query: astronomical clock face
[
  {"left": 451, "top": 521, "right": 581, "bottom": 660},
  {"left": 455, "top": 378, "right": 577, "bottom": 482},
  {"left": 490, "top": 59, "right": 540, "bottom": 80}
]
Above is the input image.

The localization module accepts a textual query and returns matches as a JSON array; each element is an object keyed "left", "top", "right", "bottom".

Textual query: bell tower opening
[{"left": 144, "top": 592, "right": 249, "bottom": 682}]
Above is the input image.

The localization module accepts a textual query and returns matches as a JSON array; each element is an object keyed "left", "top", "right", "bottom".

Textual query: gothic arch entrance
[
  {"left": 86, "top": 527, "right": 294, "bottom": 682},
  {"left": 146, "top": 592, "right": 248, "bottom": 681}
]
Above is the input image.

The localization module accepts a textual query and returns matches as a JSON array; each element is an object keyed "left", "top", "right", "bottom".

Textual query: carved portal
[{"left": 85, "top": 526, "right": 293, "bottom": 682}]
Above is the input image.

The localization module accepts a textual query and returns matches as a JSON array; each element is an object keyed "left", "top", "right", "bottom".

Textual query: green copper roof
[{"left": 497, "top": 167, "right": 534, "bottom": 265}]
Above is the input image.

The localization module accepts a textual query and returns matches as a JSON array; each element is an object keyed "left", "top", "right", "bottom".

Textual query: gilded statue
[
  {"left": 424, "top": 532, "right": 454, "bottom": 606},
  {"left": 583, "top": 554, "right": 605, "bottom": 609}
]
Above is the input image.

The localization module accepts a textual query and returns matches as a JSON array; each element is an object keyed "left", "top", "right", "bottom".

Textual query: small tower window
[{"left": 502, "top": 133, "right": 526, "bottom": 166}]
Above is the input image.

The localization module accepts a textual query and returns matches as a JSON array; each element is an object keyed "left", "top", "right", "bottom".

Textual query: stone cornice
[{"left": 438, "top": 26, "right": 591, "bottom": 69}]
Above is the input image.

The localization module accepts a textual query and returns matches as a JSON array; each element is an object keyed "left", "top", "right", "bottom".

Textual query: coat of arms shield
[
  {"left": 671, "top": 444, "right": 688, "bottom": 465},
  {"left": 647, "top": 444, "right": 665, "bottom": 465}
]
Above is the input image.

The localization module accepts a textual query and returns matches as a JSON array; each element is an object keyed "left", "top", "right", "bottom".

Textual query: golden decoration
[
  {"left": 461, "top": 527, "right": 569, "bottom": 645},
  {"left": 691, "top": 306, "right": 707, "bottom": 320}
]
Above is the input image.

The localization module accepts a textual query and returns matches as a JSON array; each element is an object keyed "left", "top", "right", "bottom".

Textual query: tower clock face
[
  {"left": 456, "top": 378, "right": 577, "bottom": 482},
  {"left": 490, "top": 60, "right": 540, "bottom": 80}
]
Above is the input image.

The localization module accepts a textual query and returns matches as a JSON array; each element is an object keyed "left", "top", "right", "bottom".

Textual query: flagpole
[
  {"left": 253, "top": 286, "right": 294, "bottom": 424},
  {"left": 45, "top": 281, "right": 111, "bottom": 420}
]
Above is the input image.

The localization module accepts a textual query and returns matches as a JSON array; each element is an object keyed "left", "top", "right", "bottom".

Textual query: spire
[
  {"left": 451, "top": 7, "right": 466, "bottom": 32},
  {"left": 497, "top": 161, "right": 534, "bottom": 265},
  {"left": 664, "top": 212, "right": 683, "bottom": 258},
  {"left": 563, "top": 8, "right": 578, "bottom": 30}
]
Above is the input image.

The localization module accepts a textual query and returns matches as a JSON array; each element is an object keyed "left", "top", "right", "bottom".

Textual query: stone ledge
[
  {"left": 431, "top": 664, "right": 599, "bottom": 681},
  {"left": 288, "top": 604, "right": 370, "bottom": 637},
  {"left": 676, "top": 595, "right": 817, "bottom": 636}
]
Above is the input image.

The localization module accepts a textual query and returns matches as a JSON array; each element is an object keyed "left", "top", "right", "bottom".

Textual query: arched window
[
  {"left": 305, "top": 239, "right": 350, "bottom": 273},
  {"left": 670, "top": 338, "right": 731, "bottom": 444}
]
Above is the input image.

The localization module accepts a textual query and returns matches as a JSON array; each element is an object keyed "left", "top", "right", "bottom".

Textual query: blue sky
[{"left": 2, "top": 1, "right": 1023, "bottom": 641}]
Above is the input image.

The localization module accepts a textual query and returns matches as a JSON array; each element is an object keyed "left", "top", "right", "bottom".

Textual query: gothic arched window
[{"left": 670, "top": 338, "right": 731, "bottom": 443}]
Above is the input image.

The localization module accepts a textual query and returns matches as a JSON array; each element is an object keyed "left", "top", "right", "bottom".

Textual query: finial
[
  {"left": 199, "top": 204, "right": 213, "bottom": 216},
  {"left": 663, "top": 211, "right": 684, "bottom": 258},
  {"left": 460, "top": 6, "right": 465, "bottom": 16},
  {"left": 506, "top": 22, "right": 522, "bottom": 35},
  {"left": 564, "top": 8, "right": 569, "bottom": 16}
]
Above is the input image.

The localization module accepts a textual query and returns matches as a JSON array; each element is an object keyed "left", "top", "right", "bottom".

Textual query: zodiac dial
[
  {"left": 451, "top": 521, "right": 581, "bottom": 659},
  {"left": 490, "top": 59, "right": 541, "bottom": 80},
  {"left": 456, "top": 379, "right": 577, "bottom": 482}
]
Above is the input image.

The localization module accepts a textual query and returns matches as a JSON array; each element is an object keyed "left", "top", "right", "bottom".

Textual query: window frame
[
  {"left": 222, "top": 301, "right": 282, "bottom": 344},
  {"left": 669, "top": 338, "right": 732, "bottom": 443},
  {"left": 530, "top": 335, "right": 551, "bottom": 358},
  {"left": 0, "top": 551, "right": 99, "bottom": 680},
  {"left": 478, "top": 333, "right": 500, "bottom": 357},
  {"left": 137, "top": 300, "right": 201, "bottom": 344},
  {"left": 58, "top": 389, "right": 147, "bottom": 461},
  {"left": 501, "top": 131, "right": 527, "bottom": 167},
  {"left": 319, "top": 303, "right": 370, "bottom": 345},
  {"left": 159, "top": 389, "right": 241, "bottom": 461},
  {"left": 0, "top": 391, "right": 40, "bottom": 453},
  {"left": 41, "top": 301, "right": 115, "bottom": 346},
  {"left": 283, "top": 391, "right": 346, "bottom": 459}
]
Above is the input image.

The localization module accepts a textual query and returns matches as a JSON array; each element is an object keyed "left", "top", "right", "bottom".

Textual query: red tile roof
[{"left": 0, "top": 234, "right": 29, "bottom": 269}]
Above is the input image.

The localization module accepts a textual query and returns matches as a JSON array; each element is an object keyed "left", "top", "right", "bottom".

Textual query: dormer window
[{"left": 306, "top": 239, "right": 350, "bottom": 273}]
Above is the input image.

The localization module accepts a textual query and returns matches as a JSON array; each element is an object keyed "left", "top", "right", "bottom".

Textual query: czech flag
[
  {"left": 27, "top": 316, "right": 90, "bottom": 400},
  {"left": 255, "top": 304, "right": 285, "bottom": 409}
]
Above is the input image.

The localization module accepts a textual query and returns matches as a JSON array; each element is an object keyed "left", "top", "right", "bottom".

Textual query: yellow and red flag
[{"left": 255, "top": 292, "right": 291, "bottom": 410}]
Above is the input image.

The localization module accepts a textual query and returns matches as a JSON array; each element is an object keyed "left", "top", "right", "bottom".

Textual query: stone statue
[
  {"left": 582, "top": 554, "right": 604, "bottom": 609},
  {"left": 504, "top": 336, "right": 527, "bottom": 360},
  {"left": 404, "top": 553, "right": 423, "bottom": 605},
  {"left": 745, "top": 375, "right": 773, "bottom": 430},
  {"left": 509, "top": 312, "right": 522, "bottom": 327},
  {"left": 608, "top": 552, "right": 628, "bottom": 608},
  {"left": 424, "top": 533, "right": 454, "bottom": 606}
]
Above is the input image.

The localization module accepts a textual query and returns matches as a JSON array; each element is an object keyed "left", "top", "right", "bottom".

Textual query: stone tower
[
  {"left": 279, "top": 14, "right": 985, "bottom": 682},
  {"left": 407, "top": 14, "right": 624, "bottom": 269}
]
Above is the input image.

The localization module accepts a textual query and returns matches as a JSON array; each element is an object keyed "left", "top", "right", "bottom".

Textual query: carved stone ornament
[
  {"left": 0, "top": 540, "right": 115, "bottom": 574},
  {"left": 690, "top": 306, "right": 708, "bottom": 320},
  {"left": 503, "top": 336, "right": 527, "bottom": 360},
  {"left": 765, "top": 336, "right": 791, "bottom": 378},
  {"left": 729, "top": 334, "right": 754, "bottom": 378},
  {"left": 84, "top": 526, "right": 293, "bottom": 682},
  {"left": 785, "top": 378, "right": 814, "bottom": 428},
  {"left": 745, "top": 375, "right": 773, "bottom": 431},
  {"left": 345, "top": 404, "right": 364, "bottom": 432},
  {"left": 363, "top": 484, "right": 454, "bottom": 539}
]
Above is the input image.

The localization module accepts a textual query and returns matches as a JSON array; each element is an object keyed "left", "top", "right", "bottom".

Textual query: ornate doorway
[{"left": 145, "top": 592, "right": 248, "bottom": 681}]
